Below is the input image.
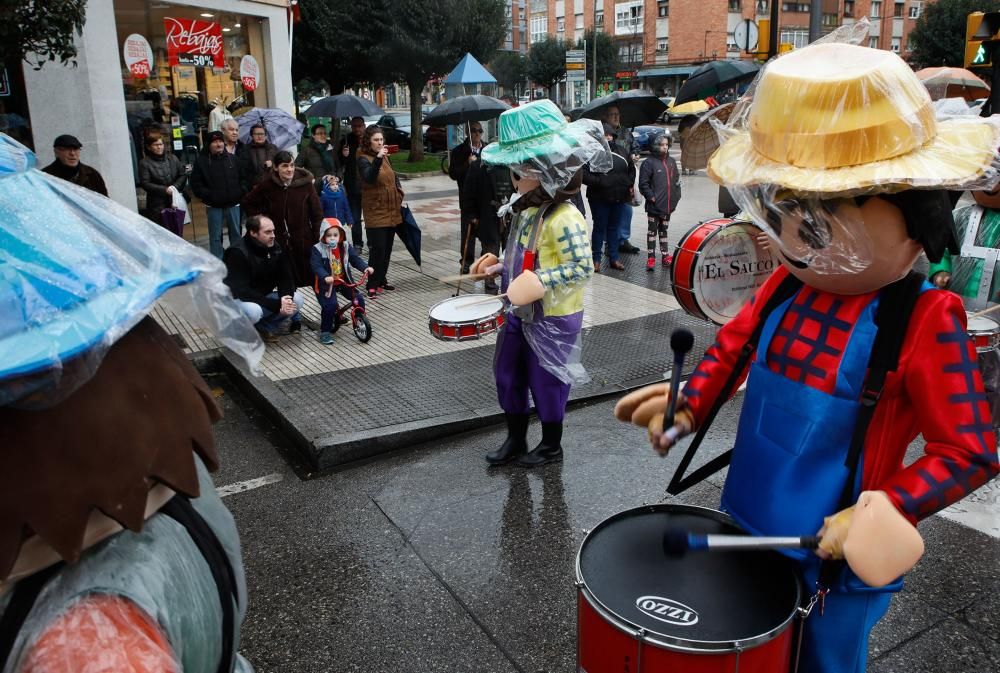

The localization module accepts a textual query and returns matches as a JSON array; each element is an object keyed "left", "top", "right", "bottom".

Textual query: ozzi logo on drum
[{"left": 635, "top": 596, "right": 700, "bottom": 626}]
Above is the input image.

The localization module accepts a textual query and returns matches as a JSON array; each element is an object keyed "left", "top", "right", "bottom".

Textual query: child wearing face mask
[
  {"left": 637, "top": 132, "right": 681, "bottom": 271},
  {"left": 310, "top": 218, "right": 373, "bottom": 345}
]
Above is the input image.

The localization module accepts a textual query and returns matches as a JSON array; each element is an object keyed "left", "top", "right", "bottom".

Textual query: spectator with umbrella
[
  {"left": 673, "top": 60, "right": 760, "bottom": 105},
  {"left": 237, "top": 107, "right": 306, "bottom": 151}
]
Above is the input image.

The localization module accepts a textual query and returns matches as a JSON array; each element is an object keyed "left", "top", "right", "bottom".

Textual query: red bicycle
[{"left": 331, "top": 270, "right": 373, "bottom": 343}]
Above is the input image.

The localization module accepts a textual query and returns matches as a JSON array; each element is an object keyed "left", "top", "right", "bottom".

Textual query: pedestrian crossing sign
[{"left": 973, "top": 44, "right": 988, "bottom": 65}]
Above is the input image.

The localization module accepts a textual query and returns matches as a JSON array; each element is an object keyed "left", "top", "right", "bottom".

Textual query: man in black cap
[
  {"left": 191, "top": 130, "right": 246, "bottom": 258},
  {"left": 41, "top": 134, "right": 108, "bottom": 196}
]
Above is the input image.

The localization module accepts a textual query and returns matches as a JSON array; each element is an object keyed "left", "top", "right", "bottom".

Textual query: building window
[
  {"left": 530, "top": 16, "right": 548, "bottom": 43},
  {"left": 729, "top": 0, "right": 741, "bottom": 12},
  {"left": 657, "top": 38, "right": 668, "bottom": 51},
  {"left": 844, "top": 0, "right": 854, "bottom": 16},
  {"left": 909, "top": 2, "right": 921, "bottom": 18},
  {"left": 658, "top": 1, "right": 669, "bottom": 18},
  {"left": 782, "top": 2, "right": 809, "bottom": 11},
  {"left": 530, "top": 0, "right": 545, "bottom": 12},
  {"left": 596, "top": 10, "right": 604, "bottom": 27},
  {"left": 891, "top": 37, "right": 900, "bottom": 52},
  {"left": 870, "top": 1, "right": 881, "bottom": 18},
  {"left": 868, "top": 36, "right": 878, "bottom": 48},
  {"left": 780, "top": 29, "right": 809, "bottom": 49},
  {"left": 757, "top": 0, "right": 769, "bottom": 13},
  {"left": 576, "top": 13, "right": 584, "bottom": 29},
  {"left": 557, "top": 17, "right": 565, "bottom": 32},
  {"left": 822, "top": 13, "right": 837, "bottom": 26},
  {"left": 893, "top": 2, "right": 904, "bottom": 18},
  {"left": 615, "top": 1, "right": 643, "bottom": 35}
]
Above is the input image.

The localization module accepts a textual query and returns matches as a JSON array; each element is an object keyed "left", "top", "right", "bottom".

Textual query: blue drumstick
[{"left": 663, "top": 530, "right": 822, "bottom": 557}]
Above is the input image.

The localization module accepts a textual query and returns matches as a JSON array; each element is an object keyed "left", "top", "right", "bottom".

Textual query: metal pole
[
  {"left": 768, "top": 0, "right": 780, "bottom": 59},
  {"left": 808, "top": 0, "right": 823, "bottom": 43},
  {"left": 989, "top": 43, "right": 1000, "bottom": 117}
]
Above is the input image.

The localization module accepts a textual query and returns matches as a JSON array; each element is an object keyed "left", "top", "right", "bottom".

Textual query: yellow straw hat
[{"left": 708, "top": 43, "right": 1000, "bottom": 196}]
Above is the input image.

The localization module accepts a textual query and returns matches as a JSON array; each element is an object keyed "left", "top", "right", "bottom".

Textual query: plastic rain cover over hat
[
  {"left": 707, "top": 20, "right": 1000, "bottom": 274},
  {"left": 0, "top": 134, "right": 262, "bottom": 406},
  {"left": 481, "top": 99, "right": 613, "bottom": 196}
]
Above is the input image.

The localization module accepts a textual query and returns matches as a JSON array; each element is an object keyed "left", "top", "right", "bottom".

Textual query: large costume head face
[{"left": 708, "top": 40, "right": 1000, "bottom": 294}]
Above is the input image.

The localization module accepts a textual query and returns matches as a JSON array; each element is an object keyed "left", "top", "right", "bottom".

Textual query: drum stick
[
  {"left": 970, "top": 303, "right": 1000, "bottom": 319},
  {"left": 452, "top": 293, "right": 508, "bottom": 307},
  {"left": 439, "top": 272, "right": 489, "bottom": 283},
  {"left": 663, "top": 530, "right": 821, "bottom": 557},
  {"left": 664, "top": 329, "right": 695, "bottom": 429}
]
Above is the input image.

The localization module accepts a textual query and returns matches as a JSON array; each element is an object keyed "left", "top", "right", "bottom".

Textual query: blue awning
[
  {"left": 637, "top": 65, "right": 698, "bottom": 78},
  {"left": 443, "top": 53, "right": 497, "bottom": 85}
]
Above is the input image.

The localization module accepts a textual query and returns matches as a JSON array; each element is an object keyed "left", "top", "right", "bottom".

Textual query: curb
[
  {"left": 208, "top": 347, "right": 670, "bottom": 476},
  {"left": 398, "top": 170, "right": 446, "bottom": 180}
]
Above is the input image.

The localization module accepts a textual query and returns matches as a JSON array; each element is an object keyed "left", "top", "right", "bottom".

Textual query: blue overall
[{"left": 720, "top": 291, "right": 901, "bottom": 673}]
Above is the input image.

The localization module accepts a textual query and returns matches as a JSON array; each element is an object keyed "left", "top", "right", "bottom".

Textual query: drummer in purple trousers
[{"left": 469, "top": 100, "right": 612, "bottom": 467}]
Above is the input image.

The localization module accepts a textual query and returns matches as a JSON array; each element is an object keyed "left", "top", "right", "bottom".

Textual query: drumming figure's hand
[
  {"left": 755, "top": 231, "right": 772, "bottom": 252},
  {"left": 931, "top": 271, "right": 951, "bottom": 289},
  {"left": 507, "top": 270, "right": 545, "bottom": 305},
  {"left": 364, "top": 267, "right": 375, "bottom": 275},
  {"left": 816, "top": 506, "right": 855, "bottom": 560},
  {"left": 614, "top": 385, "right": 695, "bottom": 456},
  {"left": 325, "top": 275, "right": 335, "bottom": 285},
  {"left": 470, "top": 252, "right": 499, "bottom": 275},
  {"left": 485, "top": 263, "right": 503, "bottom": 276}
]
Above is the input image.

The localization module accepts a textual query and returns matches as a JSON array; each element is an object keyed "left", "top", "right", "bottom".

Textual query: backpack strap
[
  {"left": 159, "top": 495, "right": 240, "bottom": 673},
  {"left": 818, "top": 270, "right": 926, "bottom": 589},
  {"left": 667, "top": 272, "right": 804, "bottom": 494}
]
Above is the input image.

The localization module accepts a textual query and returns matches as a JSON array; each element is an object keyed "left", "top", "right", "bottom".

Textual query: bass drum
[
  {"left": 671, "top": 219, "right": 778, "bottom": 325},
  {"left": 577, "top": 504, "right": 803, "bottom": 673}
]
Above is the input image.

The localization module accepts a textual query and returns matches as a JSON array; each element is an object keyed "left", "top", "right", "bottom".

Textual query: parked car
[
  {"left": 630, "top": 125, "right": 667, "bottom": 153},
  {"left": 375, "top": 114, "right": 447, "bottom": 152},
  {"left": 657, "top": 97, "right": 675, "bottom": 123}
]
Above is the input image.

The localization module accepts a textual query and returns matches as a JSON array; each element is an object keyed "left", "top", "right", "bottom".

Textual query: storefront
[{"left": 20, "top": 0, "right": 293, "bottom": 210}]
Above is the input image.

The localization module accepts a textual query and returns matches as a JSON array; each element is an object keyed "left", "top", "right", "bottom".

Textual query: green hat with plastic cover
[{"left": 481, "top": 99, "right": 611, "bottom": 194}]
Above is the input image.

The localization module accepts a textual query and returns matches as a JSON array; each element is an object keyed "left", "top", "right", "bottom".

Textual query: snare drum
[
  {"left": 577, "top": 504, "right": 802, "bottom": 673},
  {"left": 967, "top": 312, "right": 1000, "bottom": 427},
  {"left": 671, "top": 219, "right": 778, "bottom": 325},
  {"left": 428, "top": 295, "right": 506, "bottom": 341}
]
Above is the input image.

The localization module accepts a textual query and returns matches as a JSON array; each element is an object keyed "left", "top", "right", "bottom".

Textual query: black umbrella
[
  {"left": 397, "top": 206, "right": 422, "bottom": 267},
  {"left": 674, "top": 60, "right": 760, "bottom": 105},
  {"left": 578, "top": 89, "right": 667, "bottom": 128},
  {"left": 306, "top": 93, "right": 383, "bottom": 119},
  {"left": 421, "top": 95, "right": 511, "bottom": 127}
]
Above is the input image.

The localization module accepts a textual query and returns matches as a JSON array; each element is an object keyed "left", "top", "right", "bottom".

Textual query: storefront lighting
[
  {"left": 222, "top": 27, "right": 231, "bottom": 32},
  {"left": 234, "top": 23, "right": 241, "bottom": 28},
  {"left": 200, "top": 13, "right": 215, "bottom": 18}
]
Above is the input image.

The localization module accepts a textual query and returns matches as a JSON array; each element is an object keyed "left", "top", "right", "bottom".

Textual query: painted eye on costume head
[{"left": 797, "top": 208, "right": 833, "bottom": 250}]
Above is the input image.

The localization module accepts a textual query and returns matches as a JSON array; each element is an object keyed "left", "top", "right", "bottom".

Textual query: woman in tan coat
[{"left": 356, "top": 126, "right": 403, "bottom": 298}]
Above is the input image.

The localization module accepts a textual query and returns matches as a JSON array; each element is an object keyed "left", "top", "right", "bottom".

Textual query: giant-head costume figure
[
  {"left": 615, "top": 37, "right": 999, "bottom": 673},
  {"left": 469, "top": 100, "right": 611, "bottom": 467},
  {"left": 0, "top": 135, "right": 260, "bottom": 671}
]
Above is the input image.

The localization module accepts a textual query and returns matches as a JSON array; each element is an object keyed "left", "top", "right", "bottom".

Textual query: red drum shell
[
  {"left": 576, "top": 504, "right": 801, "bottom": 673},
  {"left": 671, "top": 219, "right": 778, "bottom": 325}
]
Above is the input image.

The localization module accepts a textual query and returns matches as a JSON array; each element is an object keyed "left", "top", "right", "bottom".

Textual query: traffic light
[{"left": 966, "top": 12, "right": 990, "bottom": 69}]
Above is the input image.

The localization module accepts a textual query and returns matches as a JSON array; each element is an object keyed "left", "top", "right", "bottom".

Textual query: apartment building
[
  {"left": 526, "top": 0, "right": 928, "bottom": 96},
  {"left": 501, "top": 0, "right": 530, "bottom": 53}
]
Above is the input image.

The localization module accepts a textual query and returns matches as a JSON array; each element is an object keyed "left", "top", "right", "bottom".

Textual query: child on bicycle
[{"left": 311, "top": 218, "right": 373, "bottom": 345}]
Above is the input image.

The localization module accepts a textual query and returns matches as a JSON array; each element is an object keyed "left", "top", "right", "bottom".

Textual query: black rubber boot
[
  {"left": 517, "top": 422, "right": 563, "bottom": 467},
  {"left": 486, "top": 413, "right": 530, "bottom": 465}
]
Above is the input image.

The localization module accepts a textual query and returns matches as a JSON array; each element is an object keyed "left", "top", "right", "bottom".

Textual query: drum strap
[{"left": 667, "top": 273, "right": 803, "bottom": 495}]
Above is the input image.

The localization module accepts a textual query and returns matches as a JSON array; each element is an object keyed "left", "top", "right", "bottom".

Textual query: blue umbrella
[{"left": 236, "top": 108, "right": 305, "bottom": 151}]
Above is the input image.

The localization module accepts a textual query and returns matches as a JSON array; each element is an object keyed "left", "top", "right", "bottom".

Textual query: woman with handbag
[
  {"left": 138, "top": 131, "right": 187, "bottom": 232},
  {"left": 357, "top": 126, "right": 403, "bottom": 299}
]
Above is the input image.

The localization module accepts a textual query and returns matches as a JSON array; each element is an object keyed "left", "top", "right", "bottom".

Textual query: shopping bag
[
  {"left": 171, "top": 188, "right": 191, "bottom": 225},
  {"left": 159, "top": 207, "right": 186, "bottom": 237}
]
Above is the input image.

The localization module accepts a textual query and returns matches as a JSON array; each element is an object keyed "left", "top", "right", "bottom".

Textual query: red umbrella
[{"left": 915, "top": 67, "right": 990, "bottom": 101}]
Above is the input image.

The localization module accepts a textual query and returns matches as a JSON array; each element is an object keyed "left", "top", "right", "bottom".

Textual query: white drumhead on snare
[{"left": 429, "top": 295, "right": 505, "bottom": 322}]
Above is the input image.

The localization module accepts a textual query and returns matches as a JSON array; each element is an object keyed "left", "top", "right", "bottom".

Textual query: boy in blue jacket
[
  {"left": 638, "top": 132, "right": 681, "bottom": 271},
  {"left": 310, "top": 218, "right": 372, "bottom": 345},
  {"left": 319, "top": 175, "right": 355, "bottom": 230}
]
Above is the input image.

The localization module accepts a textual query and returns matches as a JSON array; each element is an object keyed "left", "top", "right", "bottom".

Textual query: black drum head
[{"left": 578, "top": 505, "right": 801, "bottom": 648}]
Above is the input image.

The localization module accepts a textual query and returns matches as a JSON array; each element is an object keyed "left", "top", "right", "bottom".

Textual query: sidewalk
[{"left": 153, "top": 151, "right": 729, "bottom": 471}]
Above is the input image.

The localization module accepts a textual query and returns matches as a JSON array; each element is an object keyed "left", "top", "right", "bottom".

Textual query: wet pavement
[{"left": 209, "top": 374, "right": 1000, "bottom": 673}]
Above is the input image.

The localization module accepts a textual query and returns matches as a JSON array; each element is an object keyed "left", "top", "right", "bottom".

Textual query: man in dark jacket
[
  {"left": 41, "top": 134, "right": 108, "bottom": 196},
  {"left": 191, "top": 130, "right": 245, "bottom": 258},
  {"left": 448, "top": 123, "right": 486, "bottom": 272},
  {"left": 637, "top": 132, "right": 681, "bottom": 270},
  {"left": 462, "top": 149, "right": 512, "bottom": 293},
  {"left": 583, "top": 123, "right": 635, "bottom": 272},
  {"left": 338, "top": 116, "right": 366, "bottom": 249},
  {"left": 223, "top": 214, "right": 304, "bottom": 342}
]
